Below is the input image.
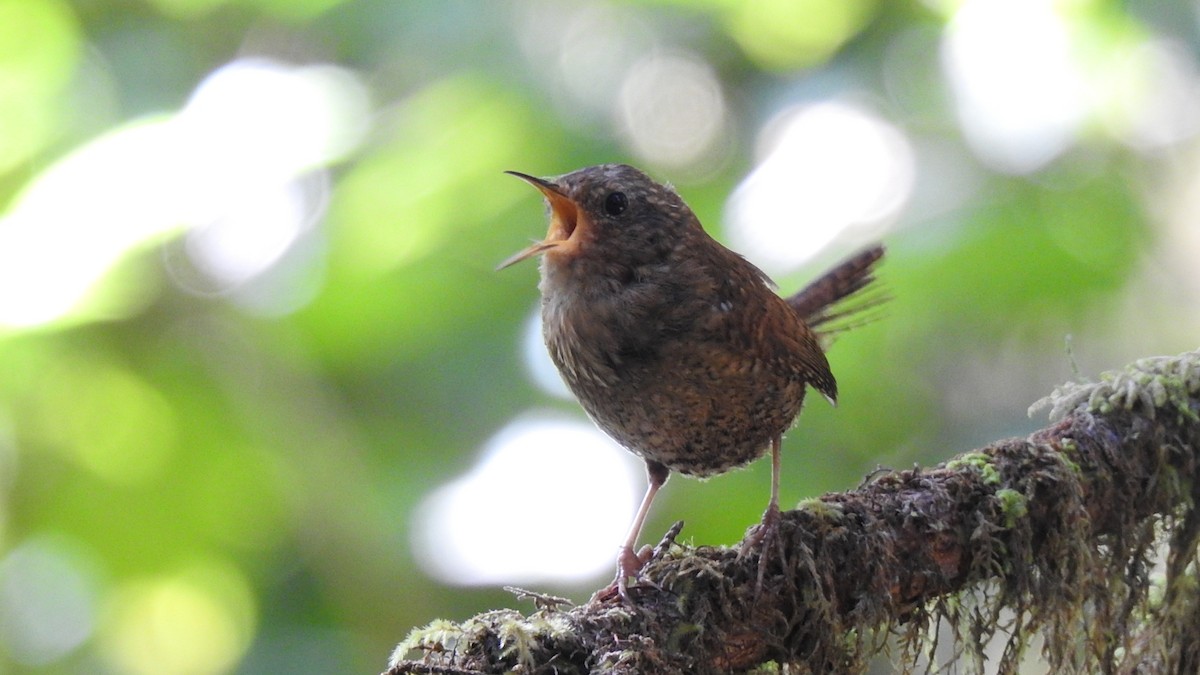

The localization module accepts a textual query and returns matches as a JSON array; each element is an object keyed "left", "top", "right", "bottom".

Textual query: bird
[{"left": 498, "top": 163, "right": 884, "bottom": 602}]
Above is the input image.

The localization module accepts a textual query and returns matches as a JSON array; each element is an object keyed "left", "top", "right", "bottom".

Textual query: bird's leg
[
  {"left": 590, "top": 460, "right": 669, "bottom": 604},
  {"left": 742, "top": 435, "right": 785, "bottom": 594},
  {"left": 613, "top": 461, "right": 669, "bottom": 600}
]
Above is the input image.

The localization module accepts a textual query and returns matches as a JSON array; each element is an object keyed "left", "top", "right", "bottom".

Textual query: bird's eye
[{"left": 603, "top": 191, "right": 628, "bottom": 216}]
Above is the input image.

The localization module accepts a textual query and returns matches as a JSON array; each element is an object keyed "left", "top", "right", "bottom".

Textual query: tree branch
[{"left": 387, "top": 349, "right": 1200, "bottom": 674}]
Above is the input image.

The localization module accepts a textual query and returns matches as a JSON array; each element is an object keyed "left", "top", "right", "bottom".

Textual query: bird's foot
[
  {"left": 589, "top": 544, "right": 653, "bottom": 604},
  {"left": 740, "top": 502, "right": 784, "bottom": 596},
  {"left": 589, "top": 521, "right": 684, "bottom": 605}
]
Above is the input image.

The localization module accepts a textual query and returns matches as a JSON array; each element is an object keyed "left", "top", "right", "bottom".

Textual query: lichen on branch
[{"left": 387, "top": 349, "right": 1200, "bottom": 674}]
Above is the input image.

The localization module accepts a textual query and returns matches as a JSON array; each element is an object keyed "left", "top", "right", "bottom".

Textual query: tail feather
[{"left": 787, "top": 245, "right": 886, "bottom": 336}]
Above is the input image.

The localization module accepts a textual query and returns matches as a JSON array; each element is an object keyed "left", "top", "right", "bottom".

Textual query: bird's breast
[{"left": 539, "top": 274, "right": 814, "bottom": 475}]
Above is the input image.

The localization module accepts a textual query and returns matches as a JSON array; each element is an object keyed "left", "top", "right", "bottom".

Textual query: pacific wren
[{"left": 500, "top": 164, "right": 883, "bottom": 601}]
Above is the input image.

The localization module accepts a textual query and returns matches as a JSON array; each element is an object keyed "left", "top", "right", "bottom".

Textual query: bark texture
[{"left": 388, "top": 349, "right": 1200, "bottom": 674}]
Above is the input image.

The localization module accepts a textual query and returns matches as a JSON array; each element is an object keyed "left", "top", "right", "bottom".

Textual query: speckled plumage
[
  {"left": 500, "top": 163, "right": 882, "bottom": 601},
  {"left": 535, "top": 165, "right": 834, "bottom": 477}
]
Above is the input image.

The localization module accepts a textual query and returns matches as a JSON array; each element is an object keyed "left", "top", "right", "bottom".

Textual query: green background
[{"left": 0, "top": 0, "right": 1197, "bottom": 673}]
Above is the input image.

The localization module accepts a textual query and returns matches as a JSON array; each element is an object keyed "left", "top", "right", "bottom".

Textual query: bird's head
[{"left": 497, "top": 164, "right": 698, "bottom": 272}]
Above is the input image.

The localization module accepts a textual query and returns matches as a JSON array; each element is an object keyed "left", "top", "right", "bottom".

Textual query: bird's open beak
[{"left": 497, "top": 171, "right": 582, "bottom": 270}]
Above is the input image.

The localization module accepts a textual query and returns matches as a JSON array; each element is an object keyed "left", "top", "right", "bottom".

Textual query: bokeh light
[
  {"left": 1102, "top": 39, "right": 1200, "bottom": 152},
  {"left": 0, "top": 535, "right": 99, "bottom": 667},
  {"left": 171, "top": 172, "right": 329, "bottom": 301},
  {"left": 726, "top": 101, "right": 914, "bottom": 272},
  {"left": 413, "top": 416, "right": 640, "bottom": 585},
  {"left": 722, "top": 0, "right": 876, "bottom": 70},
  {"left": 941, "top": 0, "right": 1088, "bottom": 173},
  {"left": 515, "top": 1, "right": 653, "bottom": 129},
  {"left": 100, "top": 560, "right": 256, "bottom": 675},
  {"left": 522, "top": 307, "right": 572, "bottom": 399},
  {"left": 0, "top": 0, "right": 82, "bottom": 173},
  {"left": 616, "top": 51, "right": 729, "bottom": 172},
  {"left": 0, "top": 58, "right": 367, "bottom": 330},
  {"left": 25, "top": 357, "right": 177, "bottom": 485},
  {"left": 0, "top": 2, "right": 1196, "bottom": 672}
]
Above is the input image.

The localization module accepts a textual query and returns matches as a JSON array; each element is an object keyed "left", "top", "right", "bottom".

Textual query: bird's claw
[
  {"left": 617, "top": 543, "right": 654, "bottom": 601},
  {"left": 591, "top": 520, "right": 684, "bottom": 604},
  {"left": 741, "top": 502, "right": 785, "bottom": 596},
  {"left": 590, "top": 544, "right": 654, "bottom": 604}
]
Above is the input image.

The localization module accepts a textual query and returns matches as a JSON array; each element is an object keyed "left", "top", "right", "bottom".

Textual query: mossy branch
[{"left": 387, "top": 349, "right": 1200, "bottom": 674}]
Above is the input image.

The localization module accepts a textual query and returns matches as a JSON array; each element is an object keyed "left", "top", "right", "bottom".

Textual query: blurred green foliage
[{"left": 0, "top": 1, "right": 1197, "bottom": 673}]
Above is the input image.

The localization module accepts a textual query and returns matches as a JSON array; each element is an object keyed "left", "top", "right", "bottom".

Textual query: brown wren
[{"left": 499, "top": 164, "right": 883, "bottom": 601}]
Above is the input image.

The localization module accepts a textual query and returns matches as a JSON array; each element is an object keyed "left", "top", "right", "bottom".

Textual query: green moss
[
  {"left": 797, "top": 497, "right": 844, "bottom": 519},
  {"left": 1031, "top": 350, "right": 1200, "bottom": 422},
  {"left": 498, "top": 616, "right": 538, "bottom": 668},
  {"left": 995, "top": 488, "right": 1028, "bottom": 528},
  {"left": 392, "top": 618, "right": 467, "bottom": 665},
  {"left": 388, "top": 351, "right": 1200, "bottom": 675},
  {"left": 946, "top": 452, "right": 1001, "bottom": 485}
]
